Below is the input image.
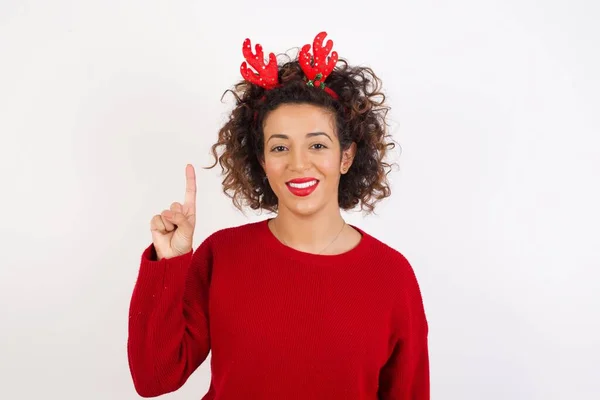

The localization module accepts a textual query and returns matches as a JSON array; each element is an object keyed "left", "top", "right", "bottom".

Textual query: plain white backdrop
[{"left": 1, "top": 0, "right": 599, "bottom": 399}]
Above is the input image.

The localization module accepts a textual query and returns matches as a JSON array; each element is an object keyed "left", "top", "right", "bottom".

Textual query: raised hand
[{"left": 150, "top": 164, "right": 197, "bottom": 260}]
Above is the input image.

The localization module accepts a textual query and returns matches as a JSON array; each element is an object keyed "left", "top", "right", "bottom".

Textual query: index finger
[{"left": 184, "top": 164, "right": 196, "bottom": 210}]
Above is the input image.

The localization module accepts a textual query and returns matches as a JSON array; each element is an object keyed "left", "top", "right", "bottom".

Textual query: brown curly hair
[{"left": 205, "top": 54, "right": 396, "bottom": 214}]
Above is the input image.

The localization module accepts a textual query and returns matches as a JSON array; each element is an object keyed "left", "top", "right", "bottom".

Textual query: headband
[{"left": 240, "top": 31, "right": 340, "bottom": 100}]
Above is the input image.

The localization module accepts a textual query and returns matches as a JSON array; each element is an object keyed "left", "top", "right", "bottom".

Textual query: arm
[
  {"left": 127, "top": 236, "right": 213, "bottom": 397},
  {"left": 378, "top": 263, "right": 429, "bottom": 399}
]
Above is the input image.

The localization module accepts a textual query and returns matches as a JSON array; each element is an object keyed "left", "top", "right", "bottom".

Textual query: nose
[{"left": 289, "top": 147, "right": 310, "bottom": 172}]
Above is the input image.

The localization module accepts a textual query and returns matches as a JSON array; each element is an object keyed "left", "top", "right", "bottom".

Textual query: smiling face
[{"left": 262, "top": 103, "right": 356, "bottom": 217}]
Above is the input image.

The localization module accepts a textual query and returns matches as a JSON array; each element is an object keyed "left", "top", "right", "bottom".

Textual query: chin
[
  {"left": 273, "top": 183, "right": 333, "bottom": 216},
  {"left": 278, "top": 195, "right": 328, "bottom": 217},
  {"left": 288, "top": 203, "right": 321, "bottom": 216}
]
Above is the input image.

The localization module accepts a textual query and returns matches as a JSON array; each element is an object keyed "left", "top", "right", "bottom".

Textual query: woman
[{"left": 127, "top": 31, "right": 429, "bottom": 399}]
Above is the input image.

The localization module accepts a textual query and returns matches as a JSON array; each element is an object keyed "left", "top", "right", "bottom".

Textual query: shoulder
[
  {"left": 357, "top": 226, "right": 425, "bottom": 300},
  {"left": 360, "top": 228, "right": 428, "bottom": 330},
  {"left": 210, "top": 219, "right": 263, "bottom": 239},
  {"left": 358, "top": 226, "right": 415, "bottom": 275},
  {"left": 198, "top": 219, "right": 265, "bottom": 249}
]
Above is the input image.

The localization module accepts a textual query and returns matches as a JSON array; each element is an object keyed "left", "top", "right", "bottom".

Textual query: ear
[{"left": 340, "top": 142, "right": 357, "bottom": 174}]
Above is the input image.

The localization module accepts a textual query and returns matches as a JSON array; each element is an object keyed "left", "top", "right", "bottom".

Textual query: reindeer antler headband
[{"left": 240, "top": 31, "right": 339, "bottom": 100}]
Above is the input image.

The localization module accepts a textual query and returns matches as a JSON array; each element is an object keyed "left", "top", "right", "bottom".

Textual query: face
[{"left": 262, "top": 103, "right": 356, "bottom": 216}]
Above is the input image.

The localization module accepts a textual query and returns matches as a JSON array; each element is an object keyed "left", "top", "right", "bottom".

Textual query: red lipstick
[{"left": 286, "top": 177, "right": 319, "bottom": 197}]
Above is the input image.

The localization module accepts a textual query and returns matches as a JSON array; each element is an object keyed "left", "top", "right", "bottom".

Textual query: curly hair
[{"left": 205, "top": 54, "right": 396, "bottom": 214}]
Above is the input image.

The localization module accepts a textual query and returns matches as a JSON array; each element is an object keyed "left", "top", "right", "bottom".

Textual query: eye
[
  {"left": 311, "top": 143, "right": 327, "bottom": 150},
  {"left": 271, "top": 145, "right": 287, "bottom": 152}
]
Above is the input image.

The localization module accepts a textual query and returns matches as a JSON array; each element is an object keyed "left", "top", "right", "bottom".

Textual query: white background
[{"left": 1, "top": 0, "right": 599, "bottom": 399}]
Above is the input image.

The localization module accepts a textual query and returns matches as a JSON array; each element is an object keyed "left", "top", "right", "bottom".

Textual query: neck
[{"left": 271, "top": 203, "right": 346, "bottom": 253}]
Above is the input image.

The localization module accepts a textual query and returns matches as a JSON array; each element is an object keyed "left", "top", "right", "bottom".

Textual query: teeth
[{"left": 288, "top": 180, "right": 317, "bottom": 189}]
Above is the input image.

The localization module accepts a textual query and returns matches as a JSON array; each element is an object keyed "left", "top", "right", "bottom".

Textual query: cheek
[
  {"left": 317, "top": 153, "right": 342, "bottom": 174},
  {"left": 263, "top": 156, "right": 285, "bottom": 178}
]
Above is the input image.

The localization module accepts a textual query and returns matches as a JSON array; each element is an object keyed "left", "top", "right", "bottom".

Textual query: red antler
[
  {"left": 299, "top": 31, "right": 338, "bottom": 90},
  {"left": 240, "top": 38, "right": 279, "bottom": 90}
]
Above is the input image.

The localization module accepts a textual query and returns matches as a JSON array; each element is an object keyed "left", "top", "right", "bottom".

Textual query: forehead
[{"left": 263, "top": 103, "right": 336, "bottom": 136}]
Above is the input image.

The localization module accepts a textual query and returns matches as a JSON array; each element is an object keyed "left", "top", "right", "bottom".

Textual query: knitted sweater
[{"left": 127, "top": 219, "right": 429, "bottom": 399}]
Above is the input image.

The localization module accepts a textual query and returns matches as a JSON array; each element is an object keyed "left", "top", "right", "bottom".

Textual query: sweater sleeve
[
  {"left": 378, "top": 261, "right": 430, "bottom": 400},
  {"left": 127, "top": 236, "right": 213, "bottom": 397}
]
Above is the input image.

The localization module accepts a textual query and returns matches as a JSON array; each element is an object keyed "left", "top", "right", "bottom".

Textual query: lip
[
  {"left": 285, "top": 177, "right": 319, "bottom": 197},
  {"left": 286, "top": 177, "right": 318, "bottom": 184}
]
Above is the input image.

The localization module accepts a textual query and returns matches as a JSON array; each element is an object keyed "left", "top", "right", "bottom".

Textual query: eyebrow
[{"left": 266, "top": 132, "right": 333, "bottom": 143}]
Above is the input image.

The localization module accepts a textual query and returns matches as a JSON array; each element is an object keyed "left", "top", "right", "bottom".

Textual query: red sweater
[{"left": 127, "top": 219, "right": 429, "bottom": 399}]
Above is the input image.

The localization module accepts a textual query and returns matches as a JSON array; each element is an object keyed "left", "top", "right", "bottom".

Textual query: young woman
[{"left": 127, "top": 31, "right": 429, "bottom": 399}]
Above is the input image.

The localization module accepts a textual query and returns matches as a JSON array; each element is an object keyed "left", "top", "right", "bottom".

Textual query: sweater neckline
[{"left": 258, "top": 218, "right": 372, "bottom": 266}]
